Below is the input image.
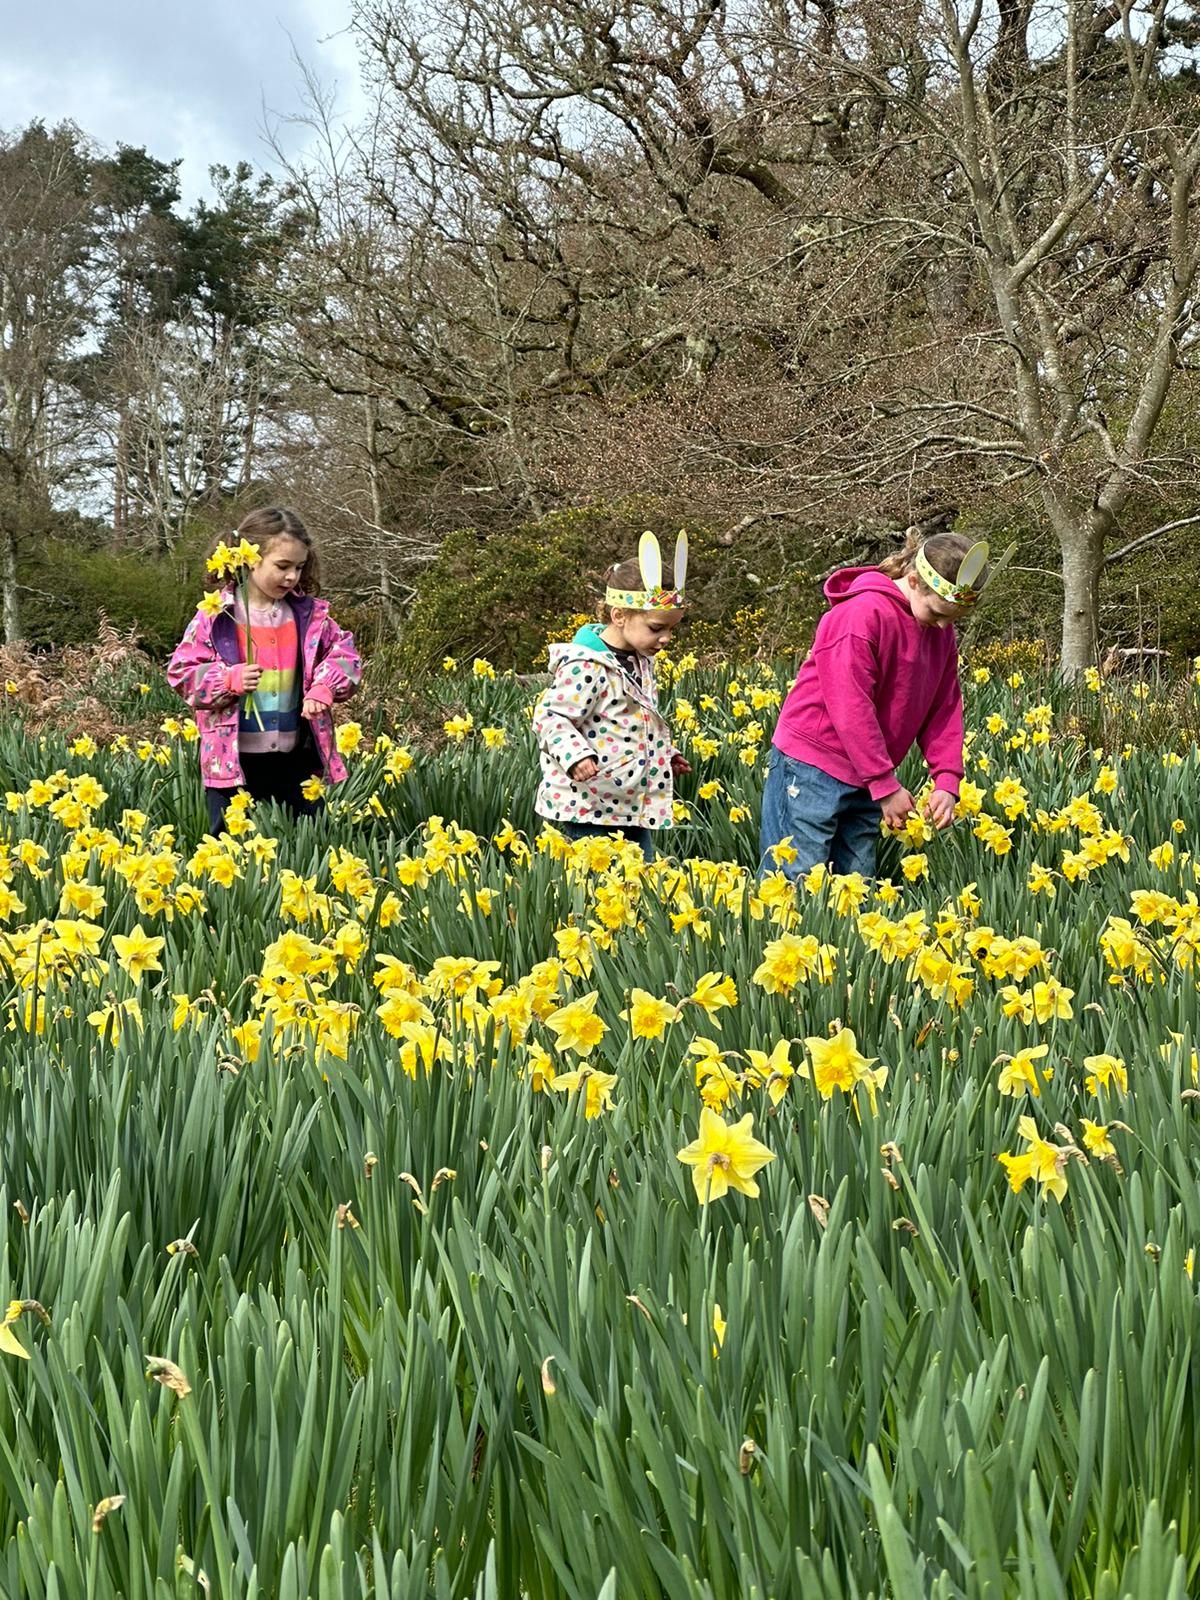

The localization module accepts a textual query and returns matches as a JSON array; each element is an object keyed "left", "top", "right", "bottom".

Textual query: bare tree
[
  {"left": 334, "top": 0, "right": 1200, "bottom": 666},
  {"left": 825, "top": 0, "right": 1200, "bottom": 668},
  {"left": 98, "top": 317, "right": 257, "bottom": 548},
  {"left": 268, "top": 65, "right": 524, "bottom": 623},
  {"left": 0, "top": 122, "right": 102, "bottom": 641}
]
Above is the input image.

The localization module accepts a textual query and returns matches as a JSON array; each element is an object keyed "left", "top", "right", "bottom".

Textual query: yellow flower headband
[
  {"left": 914, "top": 539, "right": 1016, "bottom": 608},
  {"left": 605, "top": 531, "right": 689, "bottom": 611}
]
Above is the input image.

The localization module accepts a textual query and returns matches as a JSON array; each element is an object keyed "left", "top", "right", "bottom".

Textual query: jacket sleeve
[
  {"left": 305, "top": 615, "right": 363, "bottom": 706},
  {"left": 810, "top": 621, "right": 902, "bottom": 800},
  {"left": 916, "top": 651, "right": 965, "bottom": 796},
  {"left": 166, "top": 614, "right": 239, "bottom": 710},
  {"left": 533, "top": 661, "right": 604, "bottom": 774}
]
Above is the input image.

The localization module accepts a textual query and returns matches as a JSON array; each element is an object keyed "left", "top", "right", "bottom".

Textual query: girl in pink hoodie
[{"left": 761, "top": 530, "right": 985, "bottom": 880}]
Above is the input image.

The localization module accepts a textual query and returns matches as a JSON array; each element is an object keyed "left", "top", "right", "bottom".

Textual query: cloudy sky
[{"left": 0, "top": 0, "right": 366, "bottom": 203}]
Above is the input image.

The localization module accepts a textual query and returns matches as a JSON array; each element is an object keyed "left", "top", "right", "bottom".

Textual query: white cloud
[{"left": 0, "top": 0, "right": 367, "bottom": 203}]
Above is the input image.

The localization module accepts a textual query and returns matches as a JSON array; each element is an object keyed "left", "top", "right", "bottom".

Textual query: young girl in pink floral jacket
[{"left": 167, "top": 507, "right": 361, "bottom": 831}]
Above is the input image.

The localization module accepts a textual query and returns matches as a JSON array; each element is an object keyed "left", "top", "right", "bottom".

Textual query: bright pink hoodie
[{"left": 771, "top": 567, "right": 964, "bottom": 800}]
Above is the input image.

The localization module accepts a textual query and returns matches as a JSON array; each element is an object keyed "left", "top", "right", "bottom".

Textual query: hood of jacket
[
  {"left": 822, "top": 567, "right": 910, "bottom": 610},
  {"left": 546, "top": 627, "right": 625, "bottom": 672}
]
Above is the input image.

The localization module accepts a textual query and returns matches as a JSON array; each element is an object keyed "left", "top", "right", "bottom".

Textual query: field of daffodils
[{"left": 1, "top": 649, "right": 1199, "bottom": 1598}]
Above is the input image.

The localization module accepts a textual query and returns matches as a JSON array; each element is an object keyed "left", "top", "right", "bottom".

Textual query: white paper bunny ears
[
  {"left": 915, "top": 538, "right": 1017, "bottom": 608},
  {"left": 605, "top": 531, "right": 689, "bottom": 611}
]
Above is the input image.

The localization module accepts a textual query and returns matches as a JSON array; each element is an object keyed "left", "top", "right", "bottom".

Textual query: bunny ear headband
[
  {"left": 605, "top": 531, "right": 689, "bottom": 611},
  {"left": 915, "top": 539, "right": 1017, "bottom": 608}
]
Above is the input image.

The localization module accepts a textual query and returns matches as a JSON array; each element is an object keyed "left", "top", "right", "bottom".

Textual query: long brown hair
[
  {"left": 207, "top": 507, "right": 321, "bottom": 595},
  {"left": 878, "top": 527, "right": 985, "bottom": 591}
]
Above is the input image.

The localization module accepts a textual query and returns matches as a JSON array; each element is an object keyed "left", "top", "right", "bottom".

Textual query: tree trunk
[
  {"left": 1, "top": 526, "right": 20, "bottom": 645},
  {"left": 1058, "top": 524, "right": 1103, "bottom": 674},
  {"left": 365, "top": 394, "right": 401, "bottom": 638},
  {"left": 113, "top": 407, "right": 129, "bottom": 545}
]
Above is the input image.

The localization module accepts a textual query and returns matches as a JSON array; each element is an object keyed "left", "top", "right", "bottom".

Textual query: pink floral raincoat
[{"left": 167, "top": 591, "right": 362, "bottom": 789}]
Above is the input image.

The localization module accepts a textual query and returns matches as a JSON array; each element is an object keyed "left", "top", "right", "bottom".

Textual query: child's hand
[
  {"left": 880, "top": 786, "right": 917, "bottom": 829},
  {"left": 670, "top": 753, "right": 691, "bottom": 775},
  {"left": 922, "top": 788, "right": 957, "bottom": 829},
  {"left": 240, "top": 664, "right": 263, "bottom": 692},
  {"left": 569, "top": 757, "right": 599, "bottom": 781},
  {"left": 302, "top": 697, "right": 324, "bottom": 719}
]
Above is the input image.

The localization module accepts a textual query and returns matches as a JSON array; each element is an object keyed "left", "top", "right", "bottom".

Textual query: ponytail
[
  {"left": 878, "top": 526, "right": 923, "bottom": 579},
  {"left": 597, "top": 557, "right": 646, "bottom": 618},
  {"left": 879, "top": 527, "right": 978, "bottom": 588}
]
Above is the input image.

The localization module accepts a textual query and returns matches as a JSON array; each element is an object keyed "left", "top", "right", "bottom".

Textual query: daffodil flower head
[
  {"left": 805, "top": 1026, "right": 887, "bottom": 1111},
  {"left": 677, "top": 1108, "right": 775, "bottom": 1204},
  {"left": 624, "top": 988, "right": 681, "bottom": 1040},
  {"left": 205, "top": 539, "right": 261, "bottom": 581}
]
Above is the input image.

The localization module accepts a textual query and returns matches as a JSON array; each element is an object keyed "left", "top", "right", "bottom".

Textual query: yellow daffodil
[
  {"left": 335, "top": 722, "right": 364, "bottom": 757},
  {"left": 624, "top": 989, "right": 681, "bottom": 1040},
  {"left": 689, "top": 971, "right": 738, "bottom": 1023},
  {"left": 1031, "top": 978, "right": 1075, "bottom": 1023},
  {"left": 544, "top": 992, "right": 607, "bottom": 1056},
  {"left": 552, "top": 1064, "right": 616, "bottom": 1118},
  {"left": 753, "top": 933, "right": 837, "bottom": 994},
  {"left": 1083, "top": 1053, "right": 1128, "bottom": 1096},
  {"left": 0, "top": 1302, "right": 31, "bottom": 1361},
  {"left": 1081, "top": 1119, "right": 1116, "bottom": 1158},
  {"left": 996, "top": 1043, "right": 1050, "bottom": 1098},
  {"left": 87, "top": 998, "right": 144, "bottom": 1047},
  {"left": 998, "top": 1115, "right": 1070, "bottom": 1202},
  {"left": 677, "top": 1108, "right": 775, "bottom": 1204},
  {"left": 744, "top": 1039, "right": 806, "bottom": 1105},
  {"left": 805, "top": 1027, "right": 888, "bottom": 1111},
  {"left": 111, "top": 925, "right": 165, "bottom": 982}
]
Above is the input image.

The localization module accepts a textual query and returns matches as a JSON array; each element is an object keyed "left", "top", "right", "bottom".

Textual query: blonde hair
[{"left": 879, "top": 527, "right": 984, "bottom": 590}]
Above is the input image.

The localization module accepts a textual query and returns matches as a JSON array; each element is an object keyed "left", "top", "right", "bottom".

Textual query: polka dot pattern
[{"left": 533, "top": 642, "right": 675, "bottom": 829}]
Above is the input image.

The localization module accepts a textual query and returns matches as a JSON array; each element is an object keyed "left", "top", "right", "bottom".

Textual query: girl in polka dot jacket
[{"left": 533, "top": 545, "right": 691, "bottom": 858}]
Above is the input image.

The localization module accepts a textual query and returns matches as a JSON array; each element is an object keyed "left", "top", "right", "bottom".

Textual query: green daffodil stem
[{"left": 239, "top": 576, "right": 266, "bottom": 731}]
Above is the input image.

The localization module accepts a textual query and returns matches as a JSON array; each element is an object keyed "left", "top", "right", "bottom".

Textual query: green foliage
[
  {"left": 396, "top": 498, "right": 1147, "bottom": 674},
  {"left": 398, "top": 500, "right": 828, "bottom": 672},
  {"left": 18, "top": 538, "right": 196, "bottom": 654},
  {"left": 1109, "top": 521, "right": 1200, "bottom": 661}
]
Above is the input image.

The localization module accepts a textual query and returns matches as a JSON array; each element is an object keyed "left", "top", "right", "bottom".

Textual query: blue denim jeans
[
  {"left": 556, "top": 819, "right": 655, "bottom": 861},
  {"left": 759, "top": 749, "right": 882, "bottom": 881}
]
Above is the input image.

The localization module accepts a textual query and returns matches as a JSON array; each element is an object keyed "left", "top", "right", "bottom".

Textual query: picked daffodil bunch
[
  {"left": 203, "top": 537, "right": 266, "bottom": 728},
  {"left": 206, "top": 538, "right": 262, "bottom": 581}
]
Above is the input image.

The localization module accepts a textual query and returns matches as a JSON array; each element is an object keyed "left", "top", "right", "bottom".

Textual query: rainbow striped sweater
[{"left": 235, "top": 608, "right": 301, "bottom": 754}]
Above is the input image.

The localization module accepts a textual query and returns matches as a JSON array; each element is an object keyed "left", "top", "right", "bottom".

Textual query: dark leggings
[{"left": 205, "top": 744, "right": 324, "bottom": 833}]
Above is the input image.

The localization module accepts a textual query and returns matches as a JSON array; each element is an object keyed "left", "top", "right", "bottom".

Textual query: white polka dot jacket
[{"left": 533, "top": 633, "right": 678, "bottom": 828}]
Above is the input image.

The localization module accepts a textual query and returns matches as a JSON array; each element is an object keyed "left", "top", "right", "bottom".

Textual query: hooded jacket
[
  {"left": 771, "top": 567, "right": 964, "bottom": 799},
  {"left": 167, "top": 591, "right": 362, "bottom": 789},
  {"left": 533, "top": 624, "right": 675, "bottom": 828}
]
